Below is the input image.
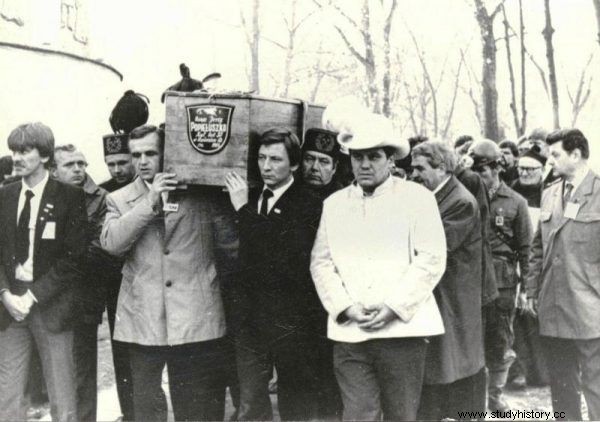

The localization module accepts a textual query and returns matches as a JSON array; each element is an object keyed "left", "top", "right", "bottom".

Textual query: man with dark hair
[
  {"left": 411, "top": 141, "right": 484, "bottom": 420},
  {"left": 311, "top": 116, "right": 446, "bottom": 420},
  {"left": 0, "top": 122, "right": 87, "bottom": 421},
  {"left": 99, "top": 133, "right": 136, "bottom": 193},
  {"left": 469, "top": 139, "right": 532, "bottom": 412},
  {"left": 526, "top": 128, "right": 600, "bottom": 420},
  {"left": 225, "top": 128, "right": 326, "bottom": 420},
  {"left": 101, "top": 124, "right": 232, "bottom": 421},
  {"left": 52, "top": 144, "right": 111, "bottom": 421},
  {"left": 499, "top": 140, "right": 519, "bottom": 185},
  {"left": 301, "top": 128, "right": 343, "bottom": 200}
]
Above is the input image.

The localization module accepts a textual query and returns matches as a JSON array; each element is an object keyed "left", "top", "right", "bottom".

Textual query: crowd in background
[{"left": 0, "top": 105, "right": 598, "bottom": 422}]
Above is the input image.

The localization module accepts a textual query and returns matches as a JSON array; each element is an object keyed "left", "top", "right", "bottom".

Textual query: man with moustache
[
  {"left": 301, "top": 128, "right": 343, "bottom": 200},
  {"left": 526, "top": 129, "right": 600, "bottom": 420},
  {"left": 410, "top": 141, "right": 484, "bottom": 420},
  {"left": 310, "top": 115, "right": 446, "bottom": 420},
  {"left": 101, "top": 124, "right": 231, "bottom": 421},
  {"left": 225, "top": 128, "right": 326, "bottom": 420},
  {"left": 52, "top": 144, "right": 109, "bottom": 421},
  {"left": 0, "top": 122, "right": 87, "bottom": 422}
]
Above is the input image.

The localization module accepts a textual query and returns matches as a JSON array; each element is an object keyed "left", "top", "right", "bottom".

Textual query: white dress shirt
[
  {"left": 311, "top": 175, "right": 447, "bottom": 343},
  {"left": 15, "top": 171, "right": 49, "bottom": 282},
  {"left": 257, "top": 176, "right": 294, "bottom": 214}
]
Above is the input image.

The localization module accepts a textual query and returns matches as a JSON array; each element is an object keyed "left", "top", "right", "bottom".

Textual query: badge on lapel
[{"left": 41, "top": 203, "right": 56, "bottom": 239}]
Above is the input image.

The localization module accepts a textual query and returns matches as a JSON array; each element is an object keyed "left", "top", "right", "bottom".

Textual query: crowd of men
[{"left": 0, "top": 114, "right": 598, "bottom": 422}]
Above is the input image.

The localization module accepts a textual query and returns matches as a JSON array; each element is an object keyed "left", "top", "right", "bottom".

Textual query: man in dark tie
[
  {"left": 0, "top": 122, "right": 87, "bottom": 421},
  {"left": 224, "top": 128, "right": 325, "bottom": 420},
  {"left": 526, "top": 129, "right": 600, "bottom": 420}
]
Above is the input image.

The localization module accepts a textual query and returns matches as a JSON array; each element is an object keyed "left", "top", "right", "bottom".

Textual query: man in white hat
[{"left": 310, "top": 115, "right": 447, "bottom": 420}]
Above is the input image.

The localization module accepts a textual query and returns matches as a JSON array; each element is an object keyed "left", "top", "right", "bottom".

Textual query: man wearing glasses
[{"left": 468, "top": 140, "right": 532, "bottom": 412}]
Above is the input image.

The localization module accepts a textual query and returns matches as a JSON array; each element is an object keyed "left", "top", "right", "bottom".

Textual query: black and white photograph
[{"left": 1, "top": 0, "right": 600, "bottom": 420}]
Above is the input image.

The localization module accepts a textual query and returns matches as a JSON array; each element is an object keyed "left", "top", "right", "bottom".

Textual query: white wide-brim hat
[{"left": 337, "top": 113, "right": 410, "bottom": 159}]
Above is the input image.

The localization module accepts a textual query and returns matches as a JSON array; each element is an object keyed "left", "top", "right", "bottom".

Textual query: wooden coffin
[{"left": 164, "top": 92, "right": 325, "bottom": 186}]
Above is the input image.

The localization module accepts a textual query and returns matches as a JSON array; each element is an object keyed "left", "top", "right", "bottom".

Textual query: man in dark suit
[
  {"left": 52, "top": 144, "right": 109, "bottom": 421},
  {"left": 411, "top": 141, "right": 484, "bottom": 420},
  {"left": 526, "top": 129, "right": 600, "bottom": 420},
  {"left": 225, "top": 128, "right": 325, "bottom": 421},
  {"left": 0, "top": 122, "right": 87, "bottom": 421}
]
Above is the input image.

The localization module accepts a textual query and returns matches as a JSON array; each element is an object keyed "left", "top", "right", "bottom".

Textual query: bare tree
[
  {"left": 382, "top": 0, "right": 398, "bottom": 117},
  {"left": 518, "top": 0, "right": 527, "bottom": 133},
  {"left": 566, "top": 54, "right": 594, "bottom": 126},
  {"left": 501, "top": 4, "right": 523, "bottom": 136},
  {"left": 472, "top": 0, "right": 506, "bottom": 141},
  {"left": 592, "top": 0, "right": 600, "bottom": 47},
  {"left": 460, "top": 47, "right": 484, "bottom": 133},
  {"left": 543, "top": 0, "right": 560, "bottom": 128},
  {"left": 240, "top": 0, "right": 261, "bottom": 92},
  {"left": 314, "top": 0, "right": 399, "bottom": 114},
  {"left": 265, "top": 0, "right": 317, "bottom": 97}
]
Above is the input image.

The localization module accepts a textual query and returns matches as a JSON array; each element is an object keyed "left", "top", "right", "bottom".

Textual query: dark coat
[
  {"left": 99, "top": 178, "right": 129, "bottom": 193},
  {"left": 235, "top": 181, "right": 324, "bottom": 340},
  {"left": 76, "top": 176, "right": 110, "bottom": 325},
  {"left": 0, "top": 178, "right": 87, "bottom": 332},
  {"left": 425, "top": 176, "right": 484, "bottom": 384},
  {"left": 456, "top": 167, "right": 498, "bottom": 305}
]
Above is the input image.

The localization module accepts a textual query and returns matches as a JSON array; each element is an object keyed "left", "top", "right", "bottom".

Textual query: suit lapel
[
  {"left": 5, "top": 182, "right": 21, "bottom": 252},
  {"left": 34, "top": 179, "right": 57, "bottom": 255},
  {"left": 269, "top": 182, "right": 298, "bottom": 218}
]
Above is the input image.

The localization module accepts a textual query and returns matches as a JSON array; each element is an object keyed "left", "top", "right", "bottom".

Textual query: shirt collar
[
  {"left": 263, "top": 175, "right": 294, "bottom": 197},
  {"left": 433, "top": 176, "right": 451, "bottom": 195},
  {"left": 567, "top": 165, "right": 589, "bottom": 193},
  {"left": 21, "top": 170, "right": 49, "bottom": 197},
  {"left": 352, "top": 174, "right": 395, "bottom": 198}
]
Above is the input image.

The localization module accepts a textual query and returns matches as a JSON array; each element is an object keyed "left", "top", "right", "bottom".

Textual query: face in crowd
[
  {"left": 258, "top": 142, "right": 298, "bottom": 190},
  {"left": 500, "top": 148, "right": 515, "bottom": 168},
  {"left": 105, "top": 153, "right": 135, "bottom": 184},
  {"left": 12, "top": 148, "right": 48, "bottom": 180},
  {"left": 53, "top": 150, "right": 87, "bottom": 186},
  {"left": 547, "top": 141, "right": 579, "bottom": 178},
  {"left": 517, "top": 159, "right": 543, "bottom": 186},
  {"left": 350, "top": 147, "right": 392, "bottom": 193},
  {"left": 472, "top": 163, "right": 498, "bottom": 191},
  {"left": 302, "top": 150, "right": 337, "bottom": 187},
  {"left": 130, "top": 132, "right": 162, "bottom": 182},
  {"left": 411, "top": 155, "right": 446, "bottom": 191}
]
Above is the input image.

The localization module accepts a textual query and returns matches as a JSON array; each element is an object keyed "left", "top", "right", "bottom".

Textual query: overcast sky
[{"left": 1, "top": 0, "right": 600, "bottom": 180}]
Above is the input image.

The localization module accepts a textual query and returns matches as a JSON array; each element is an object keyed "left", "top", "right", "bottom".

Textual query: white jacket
[{"left": 310, "top": 176, "right": 447, "bottom": 343}]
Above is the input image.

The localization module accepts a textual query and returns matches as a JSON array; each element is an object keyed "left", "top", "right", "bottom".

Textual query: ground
[{"left": 38, "top": 315, "right": 559, "bottom": 421}]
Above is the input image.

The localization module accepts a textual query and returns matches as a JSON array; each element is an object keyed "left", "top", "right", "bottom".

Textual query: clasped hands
[
  {"left": 344, "top": 303, "right": 398, "bottom": 331},
  {"left": 1, "top": 291, "right": 35, "bottom": 322}
]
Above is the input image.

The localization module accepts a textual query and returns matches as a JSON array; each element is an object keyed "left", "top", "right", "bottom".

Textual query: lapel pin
[{"left": 274, "top": 208, "right": 281, "bottom": 214}]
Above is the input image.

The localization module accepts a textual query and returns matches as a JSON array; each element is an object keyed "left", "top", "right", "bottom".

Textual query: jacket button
[
  {"left": 164, "top": 249, "right": 170, "bottom": 255},
  {"left": 165, "top": 280, "right": 172, "bottom": 287}
]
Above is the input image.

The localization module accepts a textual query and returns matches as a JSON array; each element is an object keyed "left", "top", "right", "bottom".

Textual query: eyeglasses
[{"left": 517, "top": 166, "right": 542, "bottom": 173}]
